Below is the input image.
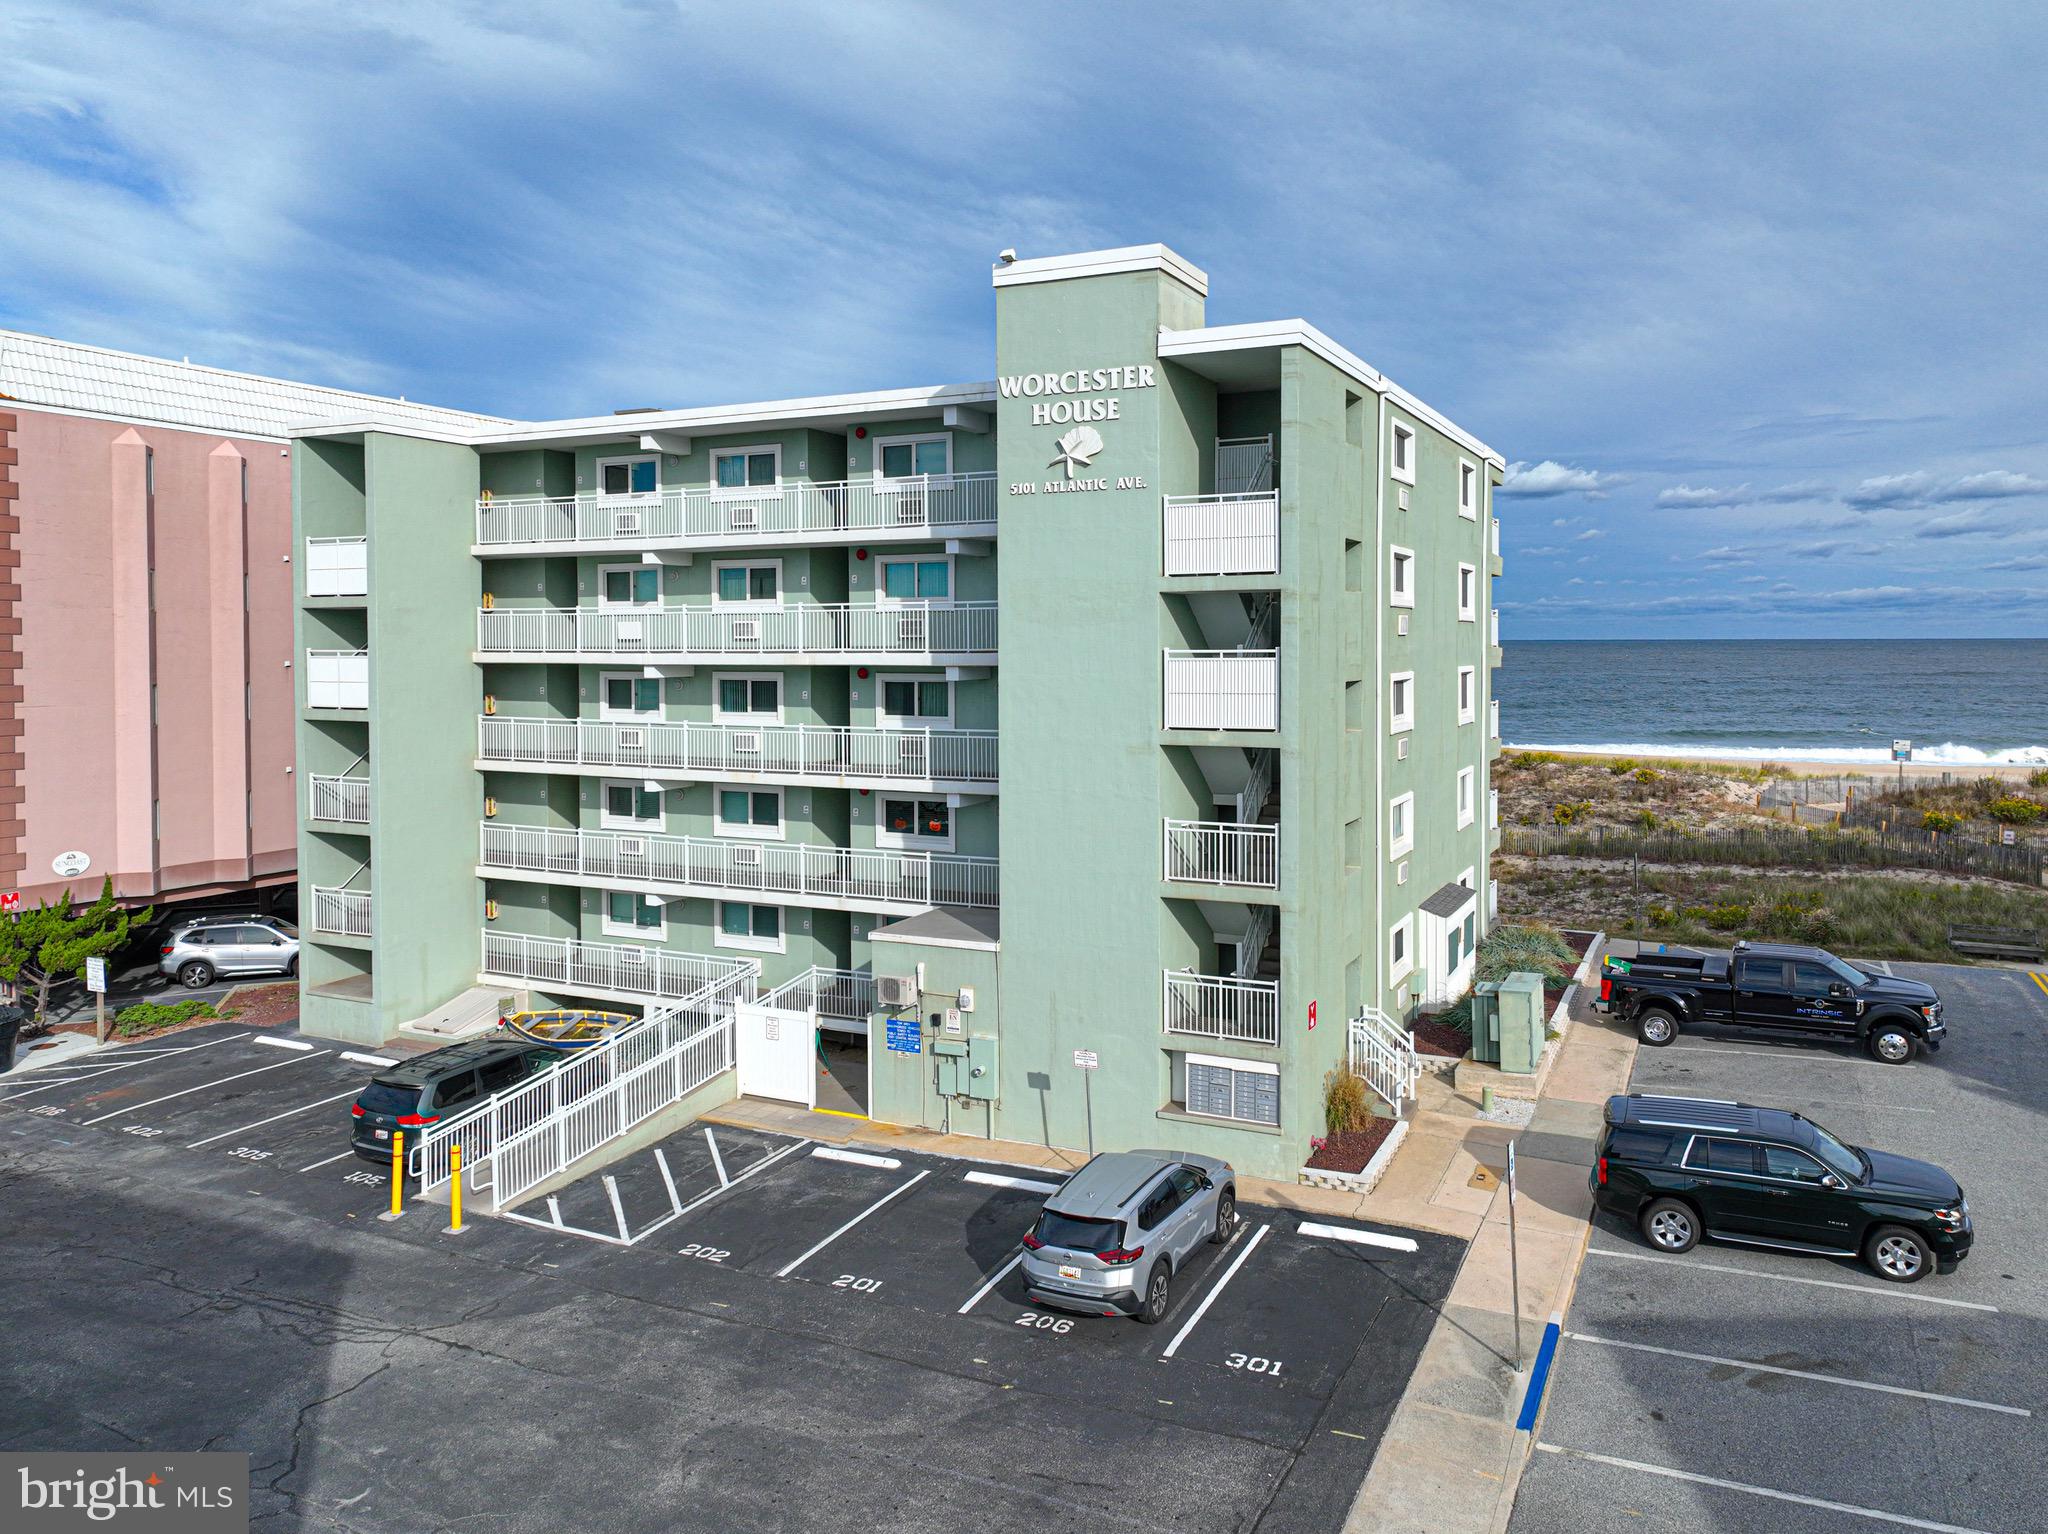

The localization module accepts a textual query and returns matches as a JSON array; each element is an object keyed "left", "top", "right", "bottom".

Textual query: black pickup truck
[{"left": 1597, "top": 940, "right": 1945, "bottom": 1064}]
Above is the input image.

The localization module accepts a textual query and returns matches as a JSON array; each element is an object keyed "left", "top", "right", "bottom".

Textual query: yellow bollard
[
  {"left": 380, "top": 1129, "right": 405, "bottom": 1221},
  {"left": 446, "top": 1142, "right": 466, "bottom": 1236}
]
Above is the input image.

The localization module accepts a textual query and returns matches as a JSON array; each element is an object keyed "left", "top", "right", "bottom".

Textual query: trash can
[{"left": 0, "top": 1006, "right": 26, "bottom": 1075}]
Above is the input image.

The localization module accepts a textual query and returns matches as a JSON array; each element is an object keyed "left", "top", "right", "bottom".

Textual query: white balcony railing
[
  {"left": 481, "top": 930, "right": 755, "bottom": 1004},
  {"left": 761, "top": 965, "right": 876, "bottom": 1024},
  {"left": 1489, "top": 788, "right": 1500, "bottom": 829},
  {"left": 305, "top": 536, "right": 367, "bottom": 597},
  {"left": 1162, "top": 819, "right": 1279, "bottom": 888},
  {"left": 1491, "top": 608, "right": 1501, "bottom": 647},
  {"left": 1490, "top": 698, "right": 1500, "bottom": 740},
  {"left": 475, "top": 472, "right": 999, "bottom": 548},
  {"left": 1490, "top": 518, "right": 1501, "bottom": 558},
  {"left": 477, "top": 714, "right": 999, "bottom": 787},
  {"left": 476, "top": 601, "right": 997, "bottom": 659},
  {"left": 1162, "top": 970, "right": 1279, "bottom": 1046},
  {"left": 1215, "top": 435, "right": 1275, "bottom": 495},
  {"left": 309, "top": 774, "right": 370, "bottom": 824},
  {"left": 305, "top": 650, "right": 368, "bottom": 710},
  {"left": 311, "top": 886, "right": 372, "bottom": 938},
  {"left": 479, "top": 823, "right": 1001, "bottom": 911},
  {"left": 1163, "top": 650, "right": 1278, "bottom": 731},
  {"left": 1162, "top": 493, "right": 1279, "bottom": 576}
]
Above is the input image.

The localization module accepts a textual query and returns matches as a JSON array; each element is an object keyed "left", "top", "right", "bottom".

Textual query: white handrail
[
  {"left": 311, "top": 885, "right": 372, "bottom": 937},
  {"left": 1348, "top": 1005, "right": 1420, "bottom": 1108},
  {"left": 1235, "top": 905, "right": 1274, "bottom": 980},
  {"left": 1162, "top": 970, "right": 1279, "bottom": 1046},
  {"left": 309, "top": 774, "right": 370, "bottom": 824},
  {"left": 475, "top": 472, "right": 1000, "bottom": 547},
  {"left": 476, "top": 601, "right": 998, "bottom": 658},
  {"left": 1215, "top": 435, "right": 1274, "bottom": 495},
  {"left": 478, "top": 823, "right": 1001, "bottom": 911},
  {"left": 1162, "top": 819, "right": 1279, "bottom": 888},
  {"left": 1236, "top": 748, "right": 1275, "bottom": 827},
  {"left": 477, "top": 714, "right": 999, "bottom": 786},
  {"left": 760, "top": 965, "right": 875, "bottom": 1023}
]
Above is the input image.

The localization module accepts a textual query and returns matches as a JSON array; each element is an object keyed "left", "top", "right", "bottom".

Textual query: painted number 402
[{"left": 1226, "top": 1353, "right": 1283, "bottom": 1375}]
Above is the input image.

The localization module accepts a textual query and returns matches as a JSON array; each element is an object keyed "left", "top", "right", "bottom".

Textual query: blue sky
[{"left": 3, "top": 2, "right": 2043, "bottom": 638}]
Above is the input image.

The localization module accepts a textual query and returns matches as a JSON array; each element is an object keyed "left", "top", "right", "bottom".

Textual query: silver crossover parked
[
  {"left": 1021, "top": 1150, "right": 1237, "bottom": 1323},
  {"left": 159, "top": 917, "right": 300, "bottom": 988}
]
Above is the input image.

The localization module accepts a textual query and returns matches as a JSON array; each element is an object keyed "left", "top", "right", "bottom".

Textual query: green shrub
[
  {"left": 2029, "top": 769, "right": 2048, "bottom": 790},
  {"left": 1552, "top": 800, "right": 1592, "bottom": 827},
  {"left": 1632, "top": 767, "right": 1660, "bottom": 786},
  {"left": 1920, "top": 809, "right": 1965, "bottom": 833},
  {"left": 1703, "top": 902, "right": 1750, "bottom": 931},
  {"left": 1607, "top": 758, "right": 1638, "bottom": 775},
  {"left": 1324, "top": 1068, "right": 1372, "bottom": 1135},
  {"left": 1985, "top": 796, "right": 2043, "bottom": 826},
  {"left": 1634, "top": 809, "right": 1659, "bottom": 831},
  {"left": 112, "top": 999, "right": 222, "bottom": 1038}
]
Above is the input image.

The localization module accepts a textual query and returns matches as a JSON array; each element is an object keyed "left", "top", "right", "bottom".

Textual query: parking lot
[
  {"left": 1511, "top": 961, "right": 2048, "bottom": 1534},
  {"left": 1, "top": 1021, "right": 1465, "bottom": 1533}
]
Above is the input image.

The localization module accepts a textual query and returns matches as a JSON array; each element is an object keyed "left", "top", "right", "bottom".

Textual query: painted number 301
[{"left": 1226, "top": 1353, "right": 1283, "bottom": 1375}]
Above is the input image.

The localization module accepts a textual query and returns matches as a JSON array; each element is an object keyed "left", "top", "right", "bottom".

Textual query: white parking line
[
  {"left": 1868, "top": 960, "right": 1895, "bottom": 976},
  {"left": 298, "top": 1151, "right": 356, "bottom": 1173},
  {"left": 777, "top": 1169, "right": 931, "bottom": 1278},
  {"left": 1534, "top": 1443, "right": 2000, "bottom": 1534},
  {"left": 1584, "top": 1246, "right": 1998, "bottom": 1311},
  {"left": 654, "top": 1148, "right": 683, "bottom": 1213},
  {"left": 1567, "top": 1332, "right": 2029, "bottom": 1416},
  {"left": 340, "top": 1051, "right": 398, "bottom": 1068},
  {"left": 957, "top": 1251, "right": 1026, "bottom": 1314},
  {"left": 704, "top": 1127, "right": 729, "bottom": 1187},
  {"left": 186, "top": 1088, "right": 362, "bottom": 1149},
  {"left": 604, "top": 1176, "right": 631, "bottom": 1242},
  {"left": 669, "top": 1138, "right": 812, "bottom": 1237},
  {"left": 252, "top": 1036, "right": 315, "bottom": 1052},
  {"left": 811, "top": 1146, "right": 901, "bottom": 1170},
  {"left": 80, "top": 1051, "right": 329, "bottom": 1126},
  {"left": 0, "top": 1032, "right": 253, "bottom": 1101},
  {"left": 1298, "top": 1220, "right": 1419, "bottom": 1253},
  {"left": 964, "top": 1170, "right": 1061, "bottom": 1195},
  {"left": 1160, "top": 1222, "right": 1268, "bottom": 1360},
  {"left": 1659, "top": 1044, "right": 1892, "bottom": 1069},
  {"left": 502, "top": 1205, "right": 631, "bottom": 1246}
]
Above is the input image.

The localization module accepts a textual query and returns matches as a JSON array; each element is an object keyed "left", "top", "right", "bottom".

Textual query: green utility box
[
  {"left": 1495, "top": 971, "right": 1547, "bottom": 1075},
  {"left": 1469, "top": 980, "right": 1503, "bottom": 1064}
]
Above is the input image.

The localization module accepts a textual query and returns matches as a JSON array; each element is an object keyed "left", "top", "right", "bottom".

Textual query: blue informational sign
[{"left": 885, "top": 1016, "right": 922, "bottom": 1054}]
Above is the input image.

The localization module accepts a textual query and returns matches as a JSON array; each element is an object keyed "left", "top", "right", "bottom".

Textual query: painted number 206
[
  {"left": 1015, "top": 1312, "right": 1074, "bottom": 1333},
  {"left": 1226, "top": 1353, "right": 1284, "bottom": 1375}
]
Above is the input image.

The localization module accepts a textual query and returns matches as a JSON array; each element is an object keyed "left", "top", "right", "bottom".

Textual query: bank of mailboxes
[
  {"left": 934, "top": 1031, "right": 997, "bottom": 1102},
  {"left": 1468, "top": 971, "right": 1546, "bottom": 1074}
]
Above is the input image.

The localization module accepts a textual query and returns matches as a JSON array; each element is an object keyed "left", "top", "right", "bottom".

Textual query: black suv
[
  {"left": 1593, "top": 1094, "right": 1971, "bottom": 1282},
  {"left": 349, "top": 1039, "right": 562, "bottom": 1164}
]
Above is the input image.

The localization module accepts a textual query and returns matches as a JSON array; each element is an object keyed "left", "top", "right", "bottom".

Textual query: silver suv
[
  {"left": 1021, "top": 1150, "right": 1236, "bottom": 1323},
  {"left": 159, "top": 917, "right": 299, "bottom": 988}
]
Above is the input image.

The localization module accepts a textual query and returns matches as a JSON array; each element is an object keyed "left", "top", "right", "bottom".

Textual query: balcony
[
  {"left": 1162, "top": 820, "right": 1279, "bottom": 889},
  {"left": 479, "top": 823, "right": 1000, "bottom": 914},
  {"left": 477, "top": 714, "right": 999, "bottom": 790},
  {"left": 1490, "top": 607, "right": 1502, "bottom": 665},
  {"left": 305, "top": 536, "right": 367, "bottom": 597},
  {"left": 311, "top": 886, "right": 372, "bottom": 938},
  {"left": 1488, "top": 698, "right": 1502, "bottom": 758},
  {"left": 474, "top": 472, "right": 999, "bottom": 552},
  {"left": 305, "top": 650, "right": 368, "bottom": 710},
  {"left": 1162, "top": 970, "right": 1279, "bottom": 1046},
  {"left": 476, "top": 601, "right": 997, "bottom": 663},
  {"left": 1163, "top": 650, "right": 1278, "bottom": 732},
  {"left": 308, "top": 774, "right": 370, "bottom": 824},
  {"left": 1162, "top": 493, "right": 1279, "bottom": 576},
  {"left": 481, "top": 930, "right": 754, "bottom": 1004}
]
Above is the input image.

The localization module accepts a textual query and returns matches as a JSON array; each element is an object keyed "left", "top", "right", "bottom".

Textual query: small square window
[
  {"left": 714, "top": 448, "right": 779, "bottom": 490},
  {"left": 1389, "top": 792, "right": 1415, "bottom": 859},
  {"left": 1458, "top": 459, "right": 1478, "bottom": 519},
  {"left": 715, "top": 674, "right": 781, "bottom": 721},
  {"left": 1390, "top": 547, "right": 1415, "bottom": 609},
  {"left": 880, "top": 795, "right": 952, "bottom": 848},
  {"left": 880, "top": 675, "right": 951, "bottom": 725},
  {"left": 599, "top": 458, "right": 657, "bottom": 497},
  {"left": 1458, "top": 563, "right": 1477, "bottom": 622},
  {"left": 1390, "top": 422, "right": 1416, "bottom": 486},
  {"left": 603, "top": 782, "right": 662, "bottom": 827},
  {"left": 881, "top": 558, "right": 951, "bottom": 601},
  {"left": 602, "top": 674, "right": 661, "bottom": 717},
  {"left": 602, "top": 566, "right": 659, "bottom": 606},
  {"left": 715, "top": 563, "right": 780, "bottom": 604},
  {"left": 716, "top": 787, "right": 783, "bottom": 839},
  {"left": 716, "top": 901, "right": 786, "bottom": 953},
  {"left": 603, "top": 890, "right": 663, "bottom": 936},
  {"left": 1390, "top": 671, "right": 1415, "bottom": 733},
  {"left": 1457, "top": 666, "right": 1477, "bottom": 724},
  {"left": 1457, "top": 767, "right": 1476, "bottom": 828}
]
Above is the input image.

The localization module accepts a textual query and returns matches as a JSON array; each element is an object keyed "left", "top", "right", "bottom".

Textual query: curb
[{"left": 1297, "top": 1117, "right": 1410, "bottom": 1194}]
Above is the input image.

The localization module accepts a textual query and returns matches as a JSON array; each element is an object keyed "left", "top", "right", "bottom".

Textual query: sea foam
[{"left": 1505, "top": 741, "right": 2048, "bottom": 767}]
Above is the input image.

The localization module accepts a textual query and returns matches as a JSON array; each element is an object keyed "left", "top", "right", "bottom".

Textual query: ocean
[{"left": 1500, "top": 638, "right": 2048, "bottom": 766}]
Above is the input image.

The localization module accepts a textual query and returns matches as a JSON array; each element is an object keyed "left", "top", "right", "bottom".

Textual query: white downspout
[{"left": 1372, "top": 388, "right": 1387, "bottom": 1014}]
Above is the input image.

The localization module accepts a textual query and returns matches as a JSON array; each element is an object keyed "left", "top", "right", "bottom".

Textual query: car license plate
[
  {"left": 374, "top": 1129, "right": 389, "bottom": 1141},
  {"left": 1058, "top": 1264, "right": 1082, "bottom": 1280}
]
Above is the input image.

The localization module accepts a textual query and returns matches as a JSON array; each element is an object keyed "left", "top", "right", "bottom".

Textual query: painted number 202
[{"left": 1226, "top": 1353, "right": 1284, "bottom": 1375}]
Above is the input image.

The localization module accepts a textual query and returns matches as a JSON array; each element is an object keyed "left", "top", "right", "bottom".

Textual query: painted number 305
[{"left": 1226, "top": 1353, "right": 1284, "bottom": 1375}]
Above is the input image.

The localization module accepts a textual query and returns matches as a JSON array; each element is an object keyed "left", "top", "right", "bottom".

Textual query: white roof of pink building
[{"left": 0, "top": 328, "right": 504, "bottom": 441}]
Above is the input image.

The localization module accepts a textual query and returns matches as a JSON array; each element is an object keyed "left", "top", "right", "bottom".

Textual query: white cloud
[
  {"left": 1573, "top": 527, "right": 1605, "bottom": 541},
  {"left": 1846, "top": 470, "right": 2048, "bottom": 509},
  {"left": 1503, "top": 460, "right": 1617, "bottom": 498},
  {"left": 1655, "top": 481, "right": 1831, "bottom": 509},
  {"left": 1987, "top": 553, "right": 2048, "bottom": 571}
]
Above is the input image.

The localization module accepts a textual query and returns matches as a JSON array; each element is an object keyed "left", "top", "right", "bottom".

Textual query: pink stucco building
[{"left": 0, "top": 332, "right": 498, "bottom": 910}]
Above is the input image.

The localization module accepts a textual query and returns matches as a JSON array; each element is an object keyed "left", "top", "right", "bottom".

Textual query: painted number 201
[
  {"left": 1226, "top": 1353, "right": 1283, "bottom": 1375},
  {"left": 832, "top": 1275, "right": 882, "bottom": 1293}
]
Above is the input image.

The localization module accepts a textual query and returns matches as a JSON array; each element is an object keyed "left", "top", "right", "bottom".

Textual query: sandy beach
[{"left": 1511, "top": 747, "right": 2042, "bottom": 783}]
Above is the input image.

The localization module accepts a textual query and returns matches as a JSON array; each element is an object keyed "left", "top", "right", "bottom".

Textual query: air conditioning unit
[
  {"left": 732, "top": 731, "right": 762, "bottom": 754},
  {"left": 1397, "top": 486, "right": 1410, "bottom": 511},
  {"left": 732, "top": 844, "right": 761, "bottom": 866},
  {"left": 620, "top": 945, "right": 649, "bottom": 965},
  {"left": 618, "top": 837, "right": 647, "bottom": 857},
  {"left": 731, "top": 618, "right": 761, "bottom": 643},
  {"left": 615, "top": 619, "right": 644, "bottom": 646},
  {"left": 877, "top": 973, "right": 918, "bottom": 1007},
  {"left": 898, "top": 735, "right": 926, "bottom": 759},
  {"left": 617, "top": 727, "right": 646, "bottom": 749},
  {"left": 727, "top": 502, "right": 759, "bottom": 530},
  {"left": 615, "top": 510, "right": 643, "bottom": 535}
]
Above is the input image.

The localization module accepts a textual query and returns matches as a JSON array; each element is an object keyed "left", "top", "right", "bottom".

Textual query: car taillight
[
  {"left": 351, "top": 1104, "right": 364, "bottom": 1118},
  {"left": 1599, "top": 977, "right": 1612, "bottom": 1002},
  {"left": 1098, "top": 1245, "right": 1145, "bottom": 1266},
  {"left": 161, "top": 945, "right": 174, "bottom": 955},
  {"left": 1021, "top": 1230, "right": 1044, "bottom": 1250},
  {"left": 1596, "top": 1156, "right": 1608, "bottom": 1187},
  {"left": 395, "top": 1113, "right": 439, "bottom": 1127}
]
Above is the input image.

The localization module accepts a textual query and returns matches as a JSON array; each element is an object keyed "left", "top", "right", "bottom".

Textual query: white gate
[{"left": 736, "top": 1002, "right": 816, "bottom": 1107}]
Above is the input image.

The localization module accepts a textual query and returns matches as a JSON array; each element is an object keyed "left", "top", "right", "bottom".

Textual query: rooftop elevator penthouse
[{"left": 290, "top": 243, "right": 1503, "bottom": 1181}]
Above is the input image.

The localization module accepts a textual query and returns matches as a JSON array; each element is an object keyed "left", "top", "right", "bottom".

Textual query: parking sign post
[
  {"left": 1073, "top": 1050, "right": 1098, "bottom": 1157},
  {"left": 85, "top": 955, "right": 107, "bottom": 1043}
]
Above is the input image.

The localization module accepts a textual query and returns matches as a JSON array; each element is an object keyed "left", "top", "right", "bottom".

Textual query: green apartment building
[{"left": 292, "top": 245, "right": 1503, "bottom": 1178}]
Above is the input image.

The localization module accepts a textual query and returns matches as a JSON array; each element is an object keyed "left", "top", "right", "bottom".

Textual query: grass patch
[
  {"left": 1436, "top": 922, "right": 1577, "bottom": 1033},
  {"left": 113, "top": 999, "right": 232, "bottom": 1038}
]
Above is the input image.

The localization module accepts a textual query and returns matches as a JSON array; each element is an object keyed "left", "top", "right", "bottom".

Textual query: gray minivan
[{"left": 1021, "top": 1150, "right": 1236, "bottom": 1323}]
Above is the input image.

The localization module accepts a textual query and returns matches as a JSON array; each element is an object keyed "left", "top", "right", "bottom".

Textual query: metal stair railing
[{"left": 1348, "top": 1005, "right": 1421, "bottom": 1109}]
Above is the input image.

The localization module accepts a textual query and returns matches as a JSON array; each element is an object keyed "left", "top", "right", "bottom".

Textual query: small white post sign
[
  {"left": 1073, "top": 1049, "right": 1099, "bottom": 1156},
  {"left": 85, "top": 957, "right": 107, "bottom": 993},
  {"left": 1071, "top": 1049, "right": 1098, "bottom": 1070}
]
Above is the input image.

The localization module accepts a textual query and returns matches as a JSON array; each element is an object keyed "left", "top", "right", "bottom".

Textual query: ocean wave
[{"left": 1505, "top": 741, "right": 2048, "bottom": 766}]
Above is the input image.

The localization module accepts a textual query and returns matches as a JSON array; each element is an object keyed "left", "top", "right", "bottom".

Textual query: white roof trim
[
  {"left": 992, "top": 244, "right": 1208, "bottom": 297},
  {"left": 1158, "top": 319, "right": 1502, "bottom": 468},
  {"left": 293, "top": 379, "right": 1002, "bottom": 447}
]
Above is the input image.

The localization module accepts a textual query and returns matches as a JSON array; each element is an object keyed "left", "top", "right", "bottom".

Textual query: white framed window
[
  {"left": 713, "top": 672, "right": 782, "bottom": 723},
  {"left": 1183, "top": 1052, "right": 1280, "bottom": 1127},
  {"left": 712, "top": 560, "right": 781, "bottom": 606},
  {"left": 1388, "top": 915, "right": 1414, "bottom": 983},
  {"left": 1458, "top": 866, "right": 1476, "bottom": 891},
  {"left": 1457, "top": 766, "right": 1476, "bottom": 828},
  {"left": 877, "top": 554, "right": 953, "bottom": 604},
  {"left": 1458, "top": 563, "right": 1477, "bottom": 622},
  {"left": 1389, "top": 671, "right": 1415, "bottom": 733},
  {"left": 716, "top": 901, "right": 785, "bottom": 954},
  {"left": 874, "top": 433, "right": 952, "bottom": 481},
  {"left": 878, "top": 673, "right": 952, "bottom": 728},
  {"left": 597, "top": 564, "right": 661, "bottom": 608},
  {"left": 595, "top": 454, "right": 658, "bottom": 498},
  {"left": 600, "top": 780, "right": 663, "bottom": 830},
  {"left": 711, "top": 445, "right": 781, "bottom": 495},
  {"left": 1457, "top": 666, "right": 1477, "bottom": 725},
  {"left": 1390, "top": 420, "right": 1416, "bottom": 486},
  {"left": 1389, "top": 791, "right": 1415, "bottom": 860},
  {"left": 878, "top": 795, "right": 953, "bottom": 850},
  {"left": 715, "top": 786, "right": 784, "bottom": 840},
  {"left": 1458, "top": 459, "right": 1479, "bottom": 519},
  {"left": 599, "top": 671, "right": 662, "bottom": 720},
  {"left": 1389, "top": 546, "right": 1415, "bottom": 609},
  {"left": 602, "top": 890, "right": 665, "bottom": 939}
]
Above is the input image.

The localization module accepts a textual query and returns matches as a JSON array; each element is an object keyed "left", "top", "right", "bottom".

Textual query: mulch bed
[
  {"left": 1561, "top": 929, "right": 1598, "bottom": 962},
  {"left": 1410, "top": 1018, "right": 1469, "bottom": 1058},
  {"left": 219, "top": 982, "right": 298, "bottom": 1032},
  {"left": 1305, "top": 1114, "right": 1397, "bottom": 1173}
]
